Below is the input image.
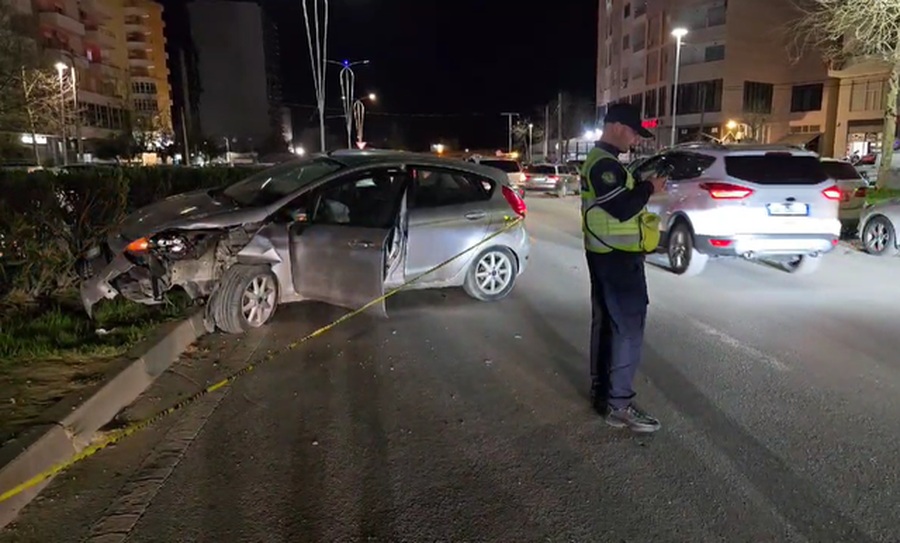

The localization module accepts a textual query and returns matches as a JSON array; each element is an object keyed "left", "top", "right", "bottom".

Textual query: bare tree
[
  {"left": 790, "top": 0, "right": 900, "bottom": 186},
  {"left": 0, "top": 1, "right": 37, "bottom": 121},
  {"left": 17, "top": 67, "right": 60, "bottom": 164}
]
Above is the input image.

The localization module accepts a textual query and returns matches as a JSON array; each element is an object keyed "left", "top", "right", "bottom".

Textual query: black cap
[{"left": 604, "top": 103, "right": 654, "bottom": 138}]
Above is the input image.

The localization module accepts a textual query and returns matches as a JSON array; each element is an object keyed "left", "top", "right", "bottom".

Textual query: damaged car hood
[{"left": 116, "top": 189, "right": 269, "bottom": 241}]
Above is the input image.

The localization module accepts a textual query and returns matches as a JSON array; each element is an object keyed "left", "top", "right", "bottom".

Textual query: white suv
[{"left": 631, "top": 143, "right": 841, "bottom": 276}]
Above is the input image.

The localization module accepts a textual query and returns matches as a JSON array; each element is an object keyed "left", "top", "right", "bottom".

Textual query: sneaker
[{"left": 605, "top": 404, "right": 661, "bottom": 433}]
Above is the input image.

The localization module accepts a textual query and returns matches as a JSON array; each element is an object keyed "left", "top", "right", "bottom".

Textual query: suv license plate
[{"left": 767, "top": 202, "right": 809, "bottom": 216}]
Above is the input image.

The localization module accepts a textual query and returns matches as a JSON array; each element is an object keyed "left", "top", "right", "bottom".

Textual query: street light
[
  {"left": 670, "top": 27, "right": 688, "bottom": 147},
  {"left": 352, "top": 92, "right": 377, "bottom": 146},
  {"left": 328, "top": 59, "right": 370, "bottom": 149},
  {"left": 223, "top": 137, "right": 231, "bottom": 164}
]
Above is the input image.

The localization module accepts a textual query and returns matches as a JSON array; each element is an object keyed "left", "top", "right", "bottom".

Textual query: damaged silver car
[{"left": 80, "top": 150, "right": 531, "bottom": 333}]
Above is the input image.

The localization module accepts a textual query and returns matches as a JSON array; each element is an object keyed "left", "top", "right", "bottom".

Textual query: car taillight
[
  {"left": 854, "top": 186, "right": 867, "bottom": 197},
  {"left": 699, "top": 182, "right": 753, "bottom": 199},
  {"left": 549, "top": 176, "right": 559, "bottom": 182},
  {"left": 502, "top": 185, "right": 527, "bottom": 217},
  {"left": 822, "top": 186, "right": 842, "bottom": 201}
]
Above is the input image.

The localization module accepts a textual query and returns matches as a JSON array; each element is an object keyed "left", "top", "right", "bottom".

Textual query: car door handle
[
  {"left": 464, "top": 211, "right": 486, "bottom": 220},
  {"left": 348, "top": 240, "right": 375, "bottom": 249}
]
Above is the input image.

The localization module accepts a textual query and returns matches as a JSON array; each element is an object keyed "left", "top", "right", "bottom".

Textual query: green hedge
[{"left": 0, "top": 166, "right": 264, "bottom": 305}]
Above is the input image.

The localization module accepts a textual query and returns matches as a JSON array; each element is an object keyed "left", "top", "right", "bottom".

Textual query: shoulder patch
[{"left": 601, "top": 170, "right": 618, "bottom": 185}]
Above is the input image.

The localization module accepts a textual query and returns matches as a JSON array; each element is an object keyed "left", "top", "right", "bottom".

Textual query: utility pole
[
  {"left": 557, "top": 92, "right": 563, "bottom": 163},
  {"left": 501, "top": 112, "right": 518, "bottom": 154},
  {"left": 543, "top": 104, "right": 549, "bottom": 160}
]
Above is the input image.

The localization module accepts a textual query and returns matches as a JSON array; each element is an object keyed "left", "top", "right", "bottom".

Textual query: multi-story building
[
  {"left": 17, "top": 0, "right": 171, "bottom": 155},
  {"left": 597, "top": 0, "right": 848, "bottom": 157},
  {"left": 188, "top": 0, "right": 288, "bottom": 152},
  {"left": 123, "top": 0, "right": 172, "bottom": 134}
]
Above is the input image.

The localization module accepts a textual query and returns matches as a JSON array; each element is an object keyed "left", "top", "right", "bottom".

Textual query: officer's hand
[{"left": 648, "top": 176, "right": 668, "bottom": 193}]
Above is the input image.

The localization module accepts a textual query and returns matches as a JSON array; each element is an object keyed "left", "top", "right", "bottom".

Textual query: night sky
[{"left": 163, "top": 0, "right": 598, "bottom": 151}]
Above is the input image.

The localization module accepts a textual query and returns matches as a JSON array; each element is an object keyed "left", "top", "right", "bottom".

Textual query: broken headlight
[{"left": 150, "top": 233, "right": 190, "bottom": 258}]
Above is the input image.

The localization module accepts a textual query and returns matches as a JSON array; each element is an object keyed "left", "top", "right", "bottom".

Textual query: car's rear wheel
[
  {"left": 464, "top": 246, "right": 518, "bottom": 301},
  {"left": 783, "top": 254, "right": 823, "bottom": 275},
  {"left": 213, "top": 264, "right": 279, "bottom": 334},
  {"left": 862, "top": 216, "right": 899, "bottom": 257},
  {"left": 667, "top": 222, "right": 708, "bottom": 276}
]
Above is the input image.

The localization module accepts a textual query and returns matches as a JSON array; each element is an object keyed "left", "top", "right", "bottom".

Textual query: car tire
[
  {"left": 862, "top": 216, "right": 899, "bottom": 257},
  {"left": 213, "top": 264, "right": 280, "bottom": 334},
  {"left": 667, "top": 222, "right": 708, "bottom": 276},
  {"left": 463, "top": 246, "right": 518, "bottom": 302},
  {"left": 783, "top": 254, "right": 823, "bottom": 275}
]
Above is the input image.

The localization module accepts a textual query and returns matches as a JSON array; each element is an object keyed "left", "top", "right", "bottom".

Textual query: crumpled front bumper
[{"left": 80, "top": 252, "right": 135, "bottom": 318}]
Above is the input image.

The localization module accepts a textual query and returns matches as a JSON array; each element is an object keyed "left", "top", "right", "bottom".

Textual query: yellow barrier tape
[{"left": 0, "top": 216, "right": 525, "bottom": 505}]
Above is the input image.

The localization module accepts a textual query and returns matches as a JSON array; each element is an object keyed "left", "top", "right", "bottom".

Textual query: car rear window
[
  {"left": 481, "top": 160, "right": 521, "bottom": 173},
  {"left": 724, "top": 154, "right": 828, "bottom": 185},
  {"left": 820, "top": 161, "right": 862, "bottom": 181},
  {"left": 524, "top": 165, "right": 556, "bottom": 174}
]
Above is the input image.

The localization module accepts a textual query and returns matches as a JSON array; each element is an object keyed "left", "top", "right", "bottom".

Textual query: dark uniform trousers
[{"left": 585, "top": 250, "right": 649, "bottom": 410}]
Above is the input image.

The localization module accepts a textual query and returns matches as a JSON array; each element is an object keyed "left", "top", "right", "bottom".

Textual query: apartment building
[
  {"left": 124, "top": 0, "right": 172, "bottom": 134},
  {"left": 188, "top": 0, "right": 287, "bottom": 152},
  {"left": 22, "top": 0, "right": 171, "bottom": 153},
  {"left": 596, "top": 0, "right": 848, "bottom": 157}
]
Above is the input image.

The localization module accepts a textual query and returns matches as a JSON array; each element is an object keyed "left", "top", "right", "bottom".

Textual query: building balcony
[
  {"left": 39, "top": 11, "right": 85, "bottom": 36},
  {"left": 81, "top": 0, "right": 113, "bottom": 20},
  {"left": 128, "top": 56, "right": 151, "bottom": 67},
  {"left": 828, "top": 56, "right": 892, "bottom": 79},
  {"left": 124, "top": 4, "right": 148, "bottom": 17},
  {"left": 84, "top": 27, "right": 116, "bottom": 47}
]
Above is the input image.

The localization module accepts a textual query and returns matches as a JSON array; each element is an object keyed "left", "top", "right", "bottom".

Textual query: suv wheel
[
  {"left": 862, "top": 216, "right": 899, "bottom": 257},
  {"left": 667, "top": 222, "right": 708, "bottom": 276},
  {"left": 783, "top": 254, "right": 822, "bottom": 275}
]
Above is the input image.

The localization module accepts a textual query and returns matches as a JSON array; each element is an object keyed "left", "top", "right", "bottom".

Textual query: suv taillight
[
  {"left": 822, "top": 186, "right": 842, "bottom": 201},
  {"left": 699, "top": 182, "right": 753, "bottom": 200},
  {"left": 502, "top": 185, "right": 527, "bottom": 217},
  {"left": 854, "top": 186, "right": 867, "bottom": 198}
]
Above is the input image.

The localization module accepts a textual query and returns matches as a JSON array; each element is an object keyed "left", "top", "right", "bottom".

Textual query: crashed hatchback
[{"left": 80, "top": 150, "right": 531, "bottom": 333}]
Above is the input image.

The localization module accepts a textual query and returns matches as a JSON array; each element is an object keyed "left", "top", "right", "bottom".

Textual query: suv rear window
[
  {"left": 524, "top": 165, "right": 556, "bottom": 174},
  {"left": 481, "top": 160, "right": 521, "bottom": 173},
  {"left": 724, "top": 154, "right": 828, "bottom": 185},
  {"left": 820, "top": 161, "right": 862, "bottom": 181}
]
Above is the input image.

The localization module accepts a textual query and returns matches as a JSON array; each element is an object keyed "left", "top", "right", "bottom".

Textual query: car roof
[
  {"left": 314, "top": 149, "right": 511, "bottom": 182},
  {"left": 664, "top": 142, "right": 820, "bottom": 158}
]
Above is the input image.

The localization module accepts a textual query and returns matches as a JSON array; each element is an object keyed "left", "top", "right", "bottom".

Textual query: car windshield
[
  {"left": 524, "top": 165, "right": 557, "bottom": 174},
  {"left": 480, "top": 160, "right": 521, "bottom": 173},
  {"left": 820, "top": 161, "right": 862, "bottom": 181},
  {"left": 221, "top": 158, "right": 343, "bottom": 206}
]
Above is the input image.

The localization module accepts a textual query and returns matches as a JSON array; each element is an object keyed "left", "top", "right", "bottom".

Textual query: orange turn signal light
[{"left": 125, "top": 237, "right": 150, "bottom": 254}]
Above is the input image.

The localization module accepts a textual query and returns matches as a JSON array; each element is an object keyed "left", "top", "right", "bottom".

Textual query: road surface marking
[{"left": 686, "top": 317, "right": 788, "bottom": 371}]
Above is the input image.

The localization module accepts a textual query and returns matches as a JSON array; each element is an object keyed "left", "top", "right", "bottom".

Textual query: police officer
[{"left": 581, "top": 103, "right": 667, "bottom": 433}]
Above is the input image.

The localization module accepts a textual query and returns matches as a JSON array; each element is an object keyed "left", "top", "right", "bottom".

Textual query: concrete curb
[{"left": 0, "top": 310, "right": 205, "bottom": 529}]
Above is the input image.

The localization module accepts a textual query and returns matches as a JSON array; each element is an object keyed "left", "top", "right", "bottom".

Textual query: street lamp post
[
  {"left": 352, "top": 93, "right": 375, "bottom": 146},
  {"left": 223, "top": 137, "right": 231, "bottom": 164},
  {"left": 501, "top": 112, "right": 518, "bottom": 154},
  {"left": 670, "top": 27, "right": 688, "bottom": 147},
  {"left": 328, "top": 59, "right": 369, "bottom": 149},
  {"left": 54, "top": 62, "right": 68, "bottom": 166}
]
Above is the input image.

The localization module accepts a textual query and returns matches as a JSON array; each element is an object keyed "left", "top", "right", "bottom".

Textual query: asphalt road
[{"left": 3, "top": 196, "right": 900, "bottom": 543}]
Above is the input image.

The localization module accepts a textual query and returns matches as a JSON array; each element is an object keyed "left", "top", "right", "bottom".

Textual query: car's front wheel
[
  {"left": 213, "top": 264, "right": 280, "bottom": 334},
  {"left": 862, "top": 216, "right": 899, "bottom": 257},
  {"left": 463, "top": 246, "right": 518, "bottom": 301}
]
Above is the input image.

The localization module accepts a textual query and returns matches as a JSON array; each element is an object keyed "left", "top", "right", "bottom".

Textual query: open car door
[{"left": 289, "top": 168, "right": 408, "bottom": 317}]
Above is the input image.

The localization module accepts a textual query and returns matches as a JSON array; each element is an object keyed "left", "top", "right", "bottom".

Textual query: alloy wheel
[
  {"left": 242, "top": 274, "right": 277, "bottom": 327},
  {"left": 475, "top": 251, "right": 513, "bottom": 295}
]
